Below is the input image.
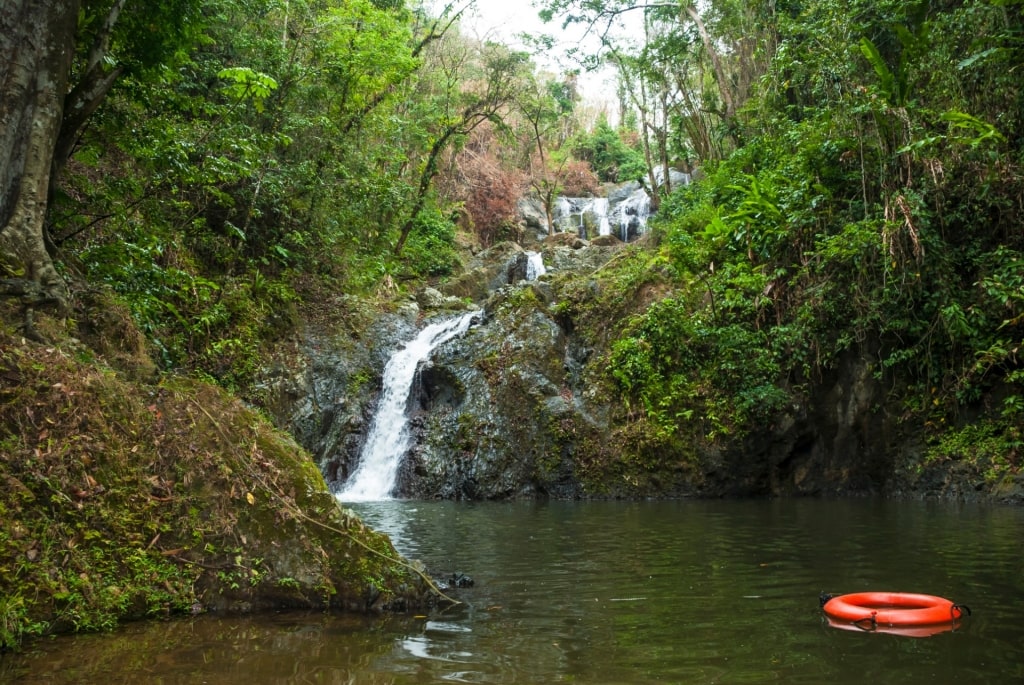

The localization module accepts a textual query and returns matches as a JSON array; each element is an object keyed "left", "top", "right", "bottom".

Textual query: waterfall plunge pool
[{"left": 3, "top": 498, "right": 1022, "bottom": 684}]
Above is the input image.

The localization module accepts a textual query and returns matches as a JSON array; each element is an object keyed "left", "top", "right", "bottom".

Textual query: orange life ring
[{"left": 822, "top": 592, "right": 965, "bottom": 628}]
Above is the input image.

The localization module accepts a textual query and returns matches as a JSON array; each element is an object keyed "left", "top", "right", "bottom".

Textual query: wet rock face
[
  {"left": 417, "top": 365, "right": 466, "bottom": 412},
  {"left": 743, "top": 351, "right": 896, "bottom": 497},
  {"left": 260, "top": 309, "right": 422, "bottom": 489},
  {"left": 270, "top": 293, "right": 945, "bottom": 501},
  {"left": 391, "top": 283, "right": 590, "bottom": 499},
  {"left": 263, "top": 238, "right": 948, "bottom": 501}
]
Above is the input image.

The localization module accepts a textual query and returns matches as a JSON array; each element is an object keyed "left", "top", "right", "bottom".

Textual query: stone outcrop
[
  {"left": 400, "top": 284, "right": 585, "bottom": 499},
  {"left": 262, "top": 234, "right": 1019, "bottom": 504}
]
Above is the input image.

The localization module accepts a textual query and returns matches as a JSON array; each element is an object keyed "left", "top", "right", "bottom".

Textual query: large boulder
[
  {"left": 517, "top": 196, "right": 548, "bottom": 234},
  {"left": 398, "top": 284, "right": 589, "bottom": 499},
  {"left": 440, "top": 241, "right": 526, "bottom": 301},
  {"left": 0, "top": 327, "right": 435, "bottom": 647}
]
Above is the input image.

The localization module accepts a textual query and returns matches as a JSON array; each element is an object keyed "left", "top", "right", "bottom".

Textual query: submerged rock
[{"left": 439, "top": 572, "right": 475, "bottom": 589}]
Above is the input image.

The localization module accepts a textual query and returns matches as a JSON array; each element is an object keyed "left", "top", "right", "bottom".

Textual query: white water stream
[
  {"left": 525, "top": 251, "right": 546, "bottom": 280},
  {"left": 552, "top": 191, "right": 650, "bottom": 240},
  {"left": 337, "top": 312, "right": 477, "bottom": 501}
]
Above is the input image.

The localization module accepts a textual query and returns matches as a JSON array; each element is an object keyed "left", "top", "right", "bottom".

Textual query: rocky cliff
[{"left": 260, "top": 231, "right": 1022, "bottom": 504}]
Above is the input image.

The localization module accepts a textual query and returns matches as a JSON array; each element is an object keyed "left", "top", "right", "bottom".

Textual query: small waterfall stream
[
  {"left": 555, "top": 197, "right": 611, "bottom": 237},
  {"left": 337, "top": 312, "right": 477, "bottom": 501},
  {"left": 525, "top": 251, "right": 546, "bottom": 280}
]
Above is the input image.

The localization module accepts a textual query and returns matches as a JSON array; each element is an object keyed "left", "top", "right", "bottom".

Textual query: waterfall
[
  {"left": 613, "top": 188, "right": 651, "bottom": 241},
  {"left": 337, "top": 312, "right": 477, "bottom": 502},
  {"left": 552, "top": 192, "right": 651, "bottom": 241},
  {"left": 547, "top": 174, "right": 689, "bottom": 241},
  {"left": 552, "top": 197, "right": 610, "bottom": 238},
  {"left": 525, "top": 251, "right": 546, "bottom": 280},
  {"left": 593, "top": 198, "right": 612, "bottom": 236}
]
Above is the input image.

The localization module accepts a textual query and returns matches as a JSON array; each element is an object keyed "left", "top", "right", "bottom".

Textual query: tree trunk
[
  {"left": 51, "top": 0, "right": 129, "bottom": 183},
  {"left": 684, "top": 4, "right": 735, "bottom": 124},
  {"left": 528, "top": 118, "right": 558, "bottom": 237},
  {"left": 395, "top": 130, "right": 455, "bottom": 256},
  {"left": 0, "top": 0, "right": 80, "bottom": 318}
]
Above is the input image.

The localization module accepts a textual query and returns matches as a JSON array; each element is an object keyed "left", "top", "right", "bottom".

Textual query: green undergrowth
[
  {"left": 544, "top": 224, "right": 1022, "bottom": 497},
  {"left": 542, "top": 243, "right": 714, "bottom": 493},
  {"left": 549, "top": 242, "right": 677, "bottom": 351},
  {"left": 0, "top": 322, "right": 428, "bottom": 650},
  {"left": 924, "top": 419, "right": 1023, "bottom": 487}
]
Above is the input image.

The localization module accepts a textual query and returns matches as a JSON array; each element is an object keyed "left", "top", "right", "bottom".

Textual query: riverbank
[{"left": 0, "top": 312, "right": 435, "bottom": 649}]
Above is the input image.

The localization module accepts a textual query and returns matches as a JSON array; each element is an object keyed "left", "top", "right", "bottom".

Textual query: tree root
[{"left": 0, "top": 278, "right": 67, "bottom": 342}]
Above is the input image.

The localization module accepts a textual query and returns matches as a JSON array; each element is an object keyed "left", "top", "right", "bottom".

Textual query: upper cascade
[
  {"left": 552, "top": 192, "right": 648, "bottom": 241},
  {"left": 549, "top": 171, "right": 689, "bottom": 241}
]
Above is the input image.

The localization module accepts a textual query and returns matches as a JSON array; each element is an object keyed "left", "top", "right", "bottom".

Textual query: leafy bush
[
  {"left": 80, "top": 225, "right": 297, "bottom": 390},
  {"left": 400, "top": 208, "right": 461, "bottom": 279},
  {"left": 571, "top": 116, "right": 647, "bottom": 183},
  {"left": 610, "top": 296, "right": 788, "bottom": 442}
]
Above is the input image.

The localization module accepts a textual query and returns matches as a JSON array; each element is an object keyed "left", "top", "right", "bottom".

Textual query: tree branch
[{"left": 52, "top": 0, "right": 128, "bottom": 179}]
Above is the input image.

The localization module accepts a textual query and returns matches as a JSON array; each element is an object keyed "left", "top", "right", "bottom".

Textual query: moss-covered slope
[{"left": 0, "top": 324, "right": 431, "bottom": 649}]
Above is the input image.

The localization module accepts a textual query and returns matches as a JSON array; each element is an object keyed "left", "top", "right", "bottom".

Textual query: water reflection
[
  {"left": 3, "top": 499, "right": 1023, "bottom": 684},
  {"left": 824, "top": 615, "right": 963, "bottom": 638},
  {"left": 0, "top": 611, "right": 410, "bottom": 684}
]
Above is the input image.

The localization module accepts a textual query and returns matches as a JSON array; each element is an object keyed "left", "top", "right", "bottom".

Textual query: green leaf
[
  {"left": 858, "top": 37, "right": 895, "bottom": 104},
  {"left": 217, "top": 67, "right": 278, "bottom": 113},
  {"left": 956, "top": 47, "right": 1003, "bottom": 70},
  {"left": 940, "top": 110, "right": 1006, "bottom": 147}
]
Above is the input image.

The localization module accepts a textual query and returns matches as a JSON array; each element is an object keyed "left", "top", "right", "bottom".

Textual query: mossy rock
[
  {"left": 589, "top": 234, "right": 623, "bottom": 247},
  {"left": 0, "top": 327, "right": 434, "bottom": 649}
]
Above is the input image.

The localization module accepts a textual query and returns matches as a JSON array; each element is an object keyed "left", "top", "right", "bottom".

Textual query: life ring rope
[
  {"left": 952, "top": 603, "right": 972, "bottom": 618},
  {"left": 852, "top": 611, "right": 878, "bottom": 631}
]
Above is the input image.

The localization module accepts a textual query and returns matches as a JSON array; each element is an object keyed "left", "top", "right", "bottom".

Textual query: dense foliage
[
  {"left": 587, "top": 0, "right": 1022, "bottom": 472},
  {"left": 572, "top": 116, "right": 647, "bottom": 183},
  {"left": 32, "top": 0, "right": 559, "bottom": 388},
  {"left": 4, "top": 0, "right": 1021, "bottom": 493}
]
